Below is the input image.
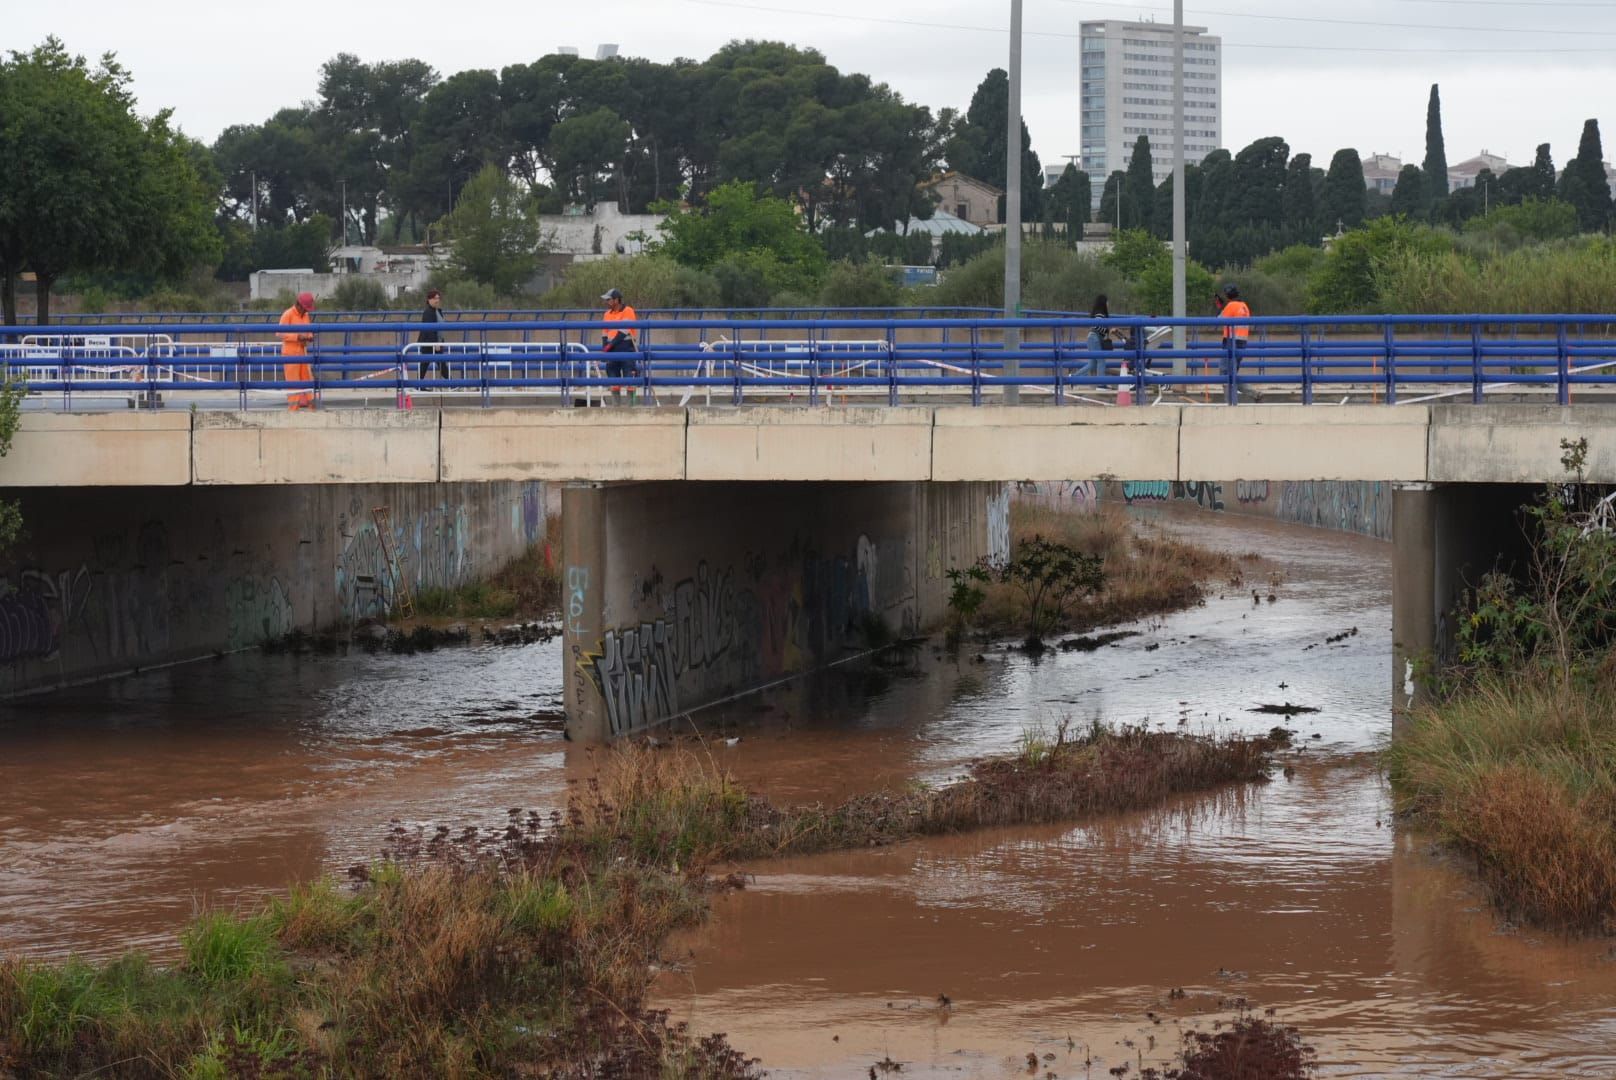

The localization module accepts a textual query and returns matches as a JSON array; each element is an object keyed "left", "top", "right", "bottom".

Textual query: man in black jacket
[{"left": 417, "top": 288, "right": 448, "bottom": 379}]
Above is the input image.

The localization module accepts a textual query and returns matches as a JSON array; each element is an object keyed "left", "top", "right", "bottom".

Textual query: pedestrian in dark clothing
[
  {"left": 1084, "top": 294, "right": 1113, "bottom": 378},
  {"left": 417, "top": 288, "right": 447, "bottom": 379}
]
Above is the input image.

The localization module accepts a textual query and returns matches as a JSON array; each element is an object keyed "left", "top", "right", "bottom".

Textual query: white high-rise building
[{"left": 1080, "top": 19, "right": 1222, "bottom": 210}]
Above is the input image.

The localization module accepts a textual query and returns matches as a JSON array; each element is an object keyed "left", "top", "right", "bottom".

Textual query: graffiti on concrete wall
[
  {"left": 1276, "top": 481, "right": 1392, "bottom": 541},
  {"left": 1117, "top": 477, "right": 1391, "bottom": 541},
  {"left": 586, "top": 621, "right": 680, "bottom": 737},
  {"left": 670, "top": 562, "right": 736, "bottom": 674},
  {"left": 334, "top": 501, "right": 476, "bottom": 621},
  {"left": 1235, "top": 480, "right": 1270, "bottom": 504},
  {"left": 225, "top": 575, "right": 293, "bottom": 651},
  {"left": 1122, "top": 480, "right": 1171, "bottom": 503},
  {"left": 1014, "top": 480, "right": 1100, "bottom": 509},
  {"left": 0, "top": 566, "right": 93, "bottom": 663},
  {"left": 578, "top": 538, "right": 895, "bottom": 736},
  {"left": 988, "top": 485, "right": 1011, "bottom": 566}
]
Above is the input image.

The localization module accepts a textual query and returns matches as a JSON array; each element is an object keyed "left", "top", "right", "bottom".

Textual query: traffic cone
[{"left": 1116, "top": 361, "right": 1133, "bottom": 407}]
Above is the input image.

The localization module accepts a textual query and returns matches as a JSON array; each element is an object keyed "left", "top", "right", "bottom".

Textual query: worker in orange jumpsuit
[
  {"left": 279, "top": 291, "right": 317, "bottom": 411},
  {"left": 1217, "top": 283, "right": 1251, "bottom": 404}
]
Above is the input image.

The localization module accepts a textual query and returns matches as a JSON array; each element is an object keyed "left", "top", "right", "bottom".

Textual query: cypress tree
[
  {"left": 1559, "top": 119, "right": 1612, "bottom": 231},
  {"left": 1422, "top": 84, "right": 1449, "bottom": 203},
  {"left": 1530, "top": 143, "right": 1557, "bottom": 200},
  {"left": 1124, "top": 134, "right": 1155, "bottom": 232},
  {"left": 1097, "top": 170, "right": 1125, "bottom": 230},
  {"left": 1390, "top": 164, "right": 1426, "bottom": 218},
  {"left": 1283, "top": 152, "right": 1317, "bottom": 239},
  {"left": 1322, "top": 148, "right": 1367, "bottom": 230}
]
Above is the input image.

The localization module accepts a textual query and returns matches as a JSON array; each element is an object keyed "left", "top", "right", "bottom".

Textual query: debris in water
[
  {"left": 1250, "top": 703, "right": 1320, "bottom": 716},
  {"left": 1057, "top": 630, "right": 1140, "bottom": 652}
]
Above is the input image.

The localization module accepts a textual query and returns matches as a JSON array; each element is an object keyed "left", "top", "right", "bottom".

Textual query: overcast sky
[{"left": 11, "top": 0, "right": 1616, "bottom": 174}]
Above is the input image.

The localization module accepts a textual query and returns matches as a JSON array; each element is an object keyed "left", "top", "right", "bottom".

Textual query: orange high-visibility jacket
[
  {"left": 279, "top": 305, "right": 313, "bottom": 356},
  {"left": 602, "top": 305, "right": 638, "bottom": 345},
  {"left": 1220, "top": 300, "right": 1251, "bottom": 340}
]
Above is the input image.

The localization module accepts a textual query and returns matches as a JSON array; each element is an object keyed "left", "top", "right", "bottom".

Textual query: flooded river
[{"left": 3, "top": 507, "right": 1615, "bottom": 1076}]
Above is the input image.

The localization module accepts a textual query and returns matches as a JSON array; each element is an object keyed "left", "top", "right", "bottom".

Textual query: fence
[{"left": 3, "top": 313, "right": 1615, "bottom": 411}]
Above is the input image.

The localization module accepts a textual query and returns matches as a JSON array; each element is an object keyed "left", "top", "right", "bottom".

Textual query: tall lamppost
[
  {"left": 1003, "top": 0, "right": 1024, "bottom": 404},
  {"left": 1171, "top": 0, "right": 1188, "bottom": 369}
]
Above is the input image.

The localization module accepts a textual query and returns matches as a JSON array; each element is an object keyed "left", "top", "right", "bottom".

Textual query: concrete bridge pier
[
  {"left": 1391, "top": 481, "right": 1536, "bottom": 719},
  {"left": 561, "top": 480, "right": 1009, "bottom": 741}
]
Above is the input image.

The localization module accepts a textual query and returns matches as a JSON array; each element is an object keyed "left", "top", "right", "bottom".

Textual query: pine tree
[
  {"left": 1422, "top": 84, "right": 1449, "bottom": 203},
  {"left": 1124, "top": 135, "right": 1155, "bottom": 232},
  {"left": 1390, "top": 164, "right": 1426, "bottom": 218},
  {"left": 1322, "top": 148, "right": 1367, "bottom": 230}
]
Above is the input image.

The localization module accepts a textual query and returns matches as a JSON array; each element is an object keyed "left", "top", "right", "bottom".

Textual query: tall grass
[
  {"left": 1375, "top": 236, "right": 1616, "bottom": 315},
  {"left": 1386, "top": 672, "right": 1616, "bottom": 931}
]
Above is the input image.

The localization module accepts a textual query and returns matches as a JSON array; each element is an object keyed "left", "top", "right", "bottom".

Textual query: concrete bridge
[
  {"left": 3, "top": 402, "right": 1610, "bottom": 737},
  {"left": 8, "top": 404, "right": 1615, "bottom": 488}
]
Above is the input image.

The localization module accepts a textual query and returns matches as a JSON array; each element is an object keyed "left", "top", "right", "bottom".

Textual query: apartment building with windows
[{"left": 1079, "top": 19, "right": 1222, "bottom": 209}]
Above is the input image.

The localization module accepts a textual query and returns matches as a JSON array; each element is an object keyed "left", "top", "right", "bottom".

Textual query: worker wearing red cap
[{"left": 279, "top": 291, "right": 317, "bottom": 411}]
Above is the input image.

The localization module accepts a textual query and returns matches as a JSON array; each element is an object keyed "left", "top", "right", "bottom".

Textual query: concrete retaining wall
[
  {"left": 0, "top": 481, "right": 548, "bottom": 695},
  {"left": 561, "top": 480, "right": 1003, "bottom": 740}
]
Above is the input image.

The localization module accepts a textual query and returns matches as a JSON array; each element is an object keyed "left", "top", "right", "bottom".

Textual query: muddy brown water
[{"left": 3, "top": 507, "right": 1615, "bottom": 1076}]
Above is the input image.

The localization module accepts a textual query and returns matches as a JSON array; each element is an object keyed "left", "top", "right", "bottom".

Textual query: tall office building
[{"left": 1080, "top": 20, "right": 1222, "bottom": 210}]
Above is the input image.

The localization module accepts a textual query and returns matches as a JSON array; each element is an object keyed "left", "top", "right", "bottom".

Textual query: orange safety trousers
[{"left": 284, "top": 361, "right": 315, "bottom": 410}]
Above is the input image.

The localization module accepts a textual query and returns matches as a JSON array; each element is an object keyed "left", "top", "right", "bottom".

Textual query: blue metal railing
[{"left": 3, "top": 312, "right": 1614, "bottom": 410}]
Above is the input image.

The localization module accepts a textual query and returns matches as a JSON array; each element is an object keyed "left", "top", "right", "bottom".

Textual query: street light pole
[
  {"left": 1172, "top": 0, "right": 1187, "bottom": 370},
  {"left": 250, "top": 170, "right": 258, "bottom": 233},
  {"left": 1003, "top": 0, "right": 1023, "bottom": 405}
]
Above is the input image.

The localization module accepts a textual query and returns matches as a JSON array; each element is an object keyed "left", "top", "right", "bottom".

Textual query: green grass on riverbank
[
  {"left": 0, "top": 725, "right": 1280, "bottom": 1078},
  {"left": 1387, "top": 673, "right": 1616, "bottom": 932},
  {"left": 411, "top": 520, "right": 562, "bottom": 623},
  {"left": 967, "top": 502, "right": 1249, "bottom": 643}
]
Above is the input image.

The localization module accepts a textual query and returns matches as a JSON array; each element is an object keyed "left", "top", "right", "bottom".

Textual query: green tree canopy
[
  {"left": 1322, "top": 148, "right": 1367, "bottom": 232},
  {"left": 0, "top": 39, "right": 219, "bottom": 324},
  {"left": 1283, "top": 152, "right": 1318, "bottom": 238},
  {"left": 943, "top": 68, "right": 1043, "bottom": 220},
  {"left": 436, "top": 165, "right": 544, "bottom": 295},
  {"left": 653, "top": 180, "right": 825, "bottom": 296},
  {"left": 1390, "top": 165, "right": 1427, "bottom": 218},
  {"left": 1096, "top": 170, "right": 1125, "bottom": 230},
  {"left": 1047, "top": 163, "right": 1090, "bottom": 239},
  {"left": 1123, "top": 135, "right": 1155, "bottom": 232}
]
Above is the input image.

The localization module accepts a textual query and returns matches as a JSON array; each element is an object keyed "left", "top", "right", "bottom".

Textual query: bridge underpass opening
[{"left": 559, "top": 480, "right": 1006, "bottom": 741}]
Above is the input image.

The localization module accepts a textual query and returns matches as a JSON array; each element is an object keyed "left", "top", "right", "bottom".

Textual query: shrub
[
  {"left": 1306, "top": 215, "right": 1452, "bottom": 313},
  {"left": 819, "top": 260, "right": 901, "bottom": 308},
  {"left": 539, "top": 255, "right": 720, "bottom": 311},
  {"left": 329, "top": 275, "right": 391, "bottom": 312}
]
